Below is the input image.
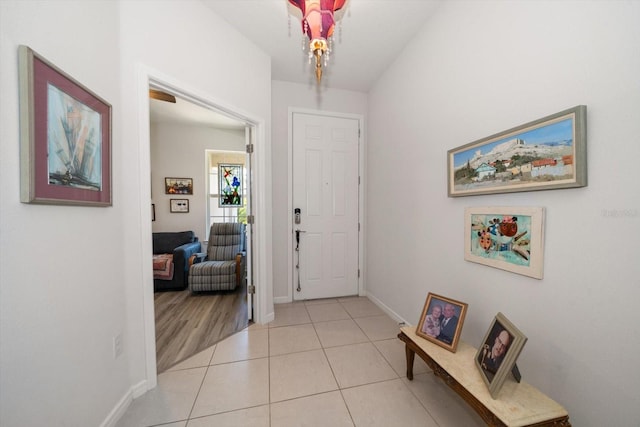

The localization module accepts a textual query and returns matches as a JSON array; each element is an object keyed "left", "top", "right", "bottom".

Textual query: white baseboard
[
  {"left": 260, "top": 311, "right": 275, "bottom": 324},
  {"left": 100, "top": 380, "right": 147, "bottom": 427},
  {"left": 365, "top": 292, "right": 412, "bottom": 327},
  {"left": 273, "top": 296, "right": 290, "bottom": 304},
  {"left": 131, "top": 380, "right": 148, "bottom": 398}
]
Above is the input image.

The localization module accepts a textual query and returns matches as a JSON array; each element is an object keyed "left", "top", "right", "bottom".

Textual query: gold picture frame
[{"left": 416, "top": 293, "right": 468, "bottom": 353}]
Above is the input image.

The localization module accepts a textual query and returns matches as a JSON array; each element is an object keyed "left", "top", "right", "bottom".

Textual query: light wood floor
[{"left": 154, "top": 282, "right": 249, "bottom": 373}]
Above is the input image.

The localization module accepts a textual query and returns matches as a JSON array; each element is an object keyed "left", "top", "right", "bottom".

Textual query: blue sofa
[{"left": 152, "top": 231, "right": 201, "bottom": 292}]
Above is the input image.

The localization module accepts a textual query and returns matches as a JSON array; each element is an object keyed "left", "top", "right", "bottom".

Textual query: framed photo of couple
[
  {"left": 416, "top": 293, "right": 468, "bottom": 353},
  {"left": 475, "top": 312, "right": 527, "bottom": 399}
]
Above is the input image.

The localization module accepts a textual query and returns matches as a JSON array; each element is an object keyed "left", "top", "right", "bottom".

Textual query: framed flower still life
[{"left": 219, "top": 163, "right": 243, "bottom": 207}]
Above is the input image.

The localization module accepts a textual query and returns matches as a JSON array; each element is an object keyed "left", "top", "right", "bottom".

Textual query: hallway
[{"left": 117, "top": 297, "right": 484, "bottom": 426}]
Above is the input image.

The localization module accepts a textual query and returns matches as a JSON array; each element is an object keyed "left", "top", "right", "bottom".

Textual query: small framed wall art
[
  {"left": 475, "top": 312, "right": 527, "bottom": 399},
  {"left": 416, "top": 293, "right": 468, "bottom": 353},
  {"left": 465, "top": 206, "right": 545, "bottom": 279},
  {"left": 170, "top": 199, "right": 189, "bottom": 213},
  {"left": 165, "top": 177, "right": 193, "bottom": 195},
  {"left": 18, "top": 45, "right": 112, "bottom": 206}
]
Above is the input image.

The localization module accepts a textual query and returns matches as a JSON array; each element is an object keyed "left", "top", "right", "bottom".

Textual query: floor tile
[
  {"left": 303, "top": 298, "right": 339, "bottom": 306},
  {"left": 167, "top": 346, "right": 215, "bottom": 371},
  {"left": 246, "top": 321, "right": 269, "bottom": 331},
  {"left": 115, "top": 368, "right": 206, "bottom": 427},
  {"left": 403, "top": 373, "right": 485, "bottom": 426},
  {"left": 269, "top": 323, "right": 321, "bottom": 356},
  {"left": 270, "top": 349, "right": 338, "bottom": 402},
  {"left": 306, "top": 302, "right": 351, "bottom": 322},
  {"left": 373, "top": 338, "right": 430, "bottom": 377},
  {"left": 339, "top": 297, "right": 385, "bottom": 318},
  {"left": 190, "top": 358, "right": 269, "bottom": 418},
  {"left": 119, "top": 295, "right": 488, "bottom": 427},
  {"left": 342, "top": 378, "right": 438, "bottom": 427},
  {"left": 186, "top": 405, "right": 270, "bottom": 427},
  {"left": 354, "top": 314, "right": 401, "bottom": 341},
  {"left": 313, "top": 318, "right": 369, "bottom": 348},
  {"left": 271, "top": 391, "right": 354, "bottom": 427},
  {"left": 210, "top": 329, "right": 268, "bottom": 365},
  {"left": 324, "top": 342, "right": 398, "bottom": 388},
  {"left": 270, "top": 304, "right": 311, "bottom": 328}
]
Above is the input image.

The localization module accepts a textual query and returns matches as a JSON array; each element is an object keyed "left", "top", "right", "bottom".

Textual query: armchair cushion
[{"left": 189, "top": 223, "right": 246, "bottom": 292}]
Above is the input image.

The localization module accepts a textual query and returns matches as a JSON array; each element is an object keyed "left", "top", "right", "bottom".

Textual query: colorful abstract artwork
[
  {"left": 464, "top": 207, "right": 545, "bottom": 279},
  {"left": 47, "top": 85, "right": 102, "bottom": 190}
]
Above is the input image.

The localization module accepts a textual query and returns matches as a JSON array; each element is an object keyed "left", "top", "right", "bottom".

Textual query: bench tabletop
[{"left": 400, "top": 326, "right": 568, "bottom": 427}]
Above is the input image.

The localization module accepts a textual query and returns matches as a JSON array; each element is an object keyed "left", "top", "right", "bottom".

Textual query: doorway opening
[{"left": 146, "top": 80, "right": 259, "bottom": 374}]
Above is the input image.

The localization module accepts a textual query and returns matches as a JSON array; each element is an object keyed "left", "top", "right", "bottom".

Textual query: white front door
[{"left": 292, "top": 112, "right": 360, "bottom": 300}]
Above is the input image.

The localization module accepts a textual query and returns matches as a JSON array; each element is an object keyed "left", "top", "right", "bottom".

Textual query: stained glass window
[{"left": 218, "top": 163, "right": 243, "bottom": 207}]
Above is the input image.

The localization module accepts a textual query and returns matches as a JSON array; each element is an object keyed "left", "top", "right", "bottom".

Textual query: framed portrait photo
[
  {"left": 18, "top": 45, "right": 112, "bottom": 206},
  {"left": 475, "top": 312, "right": 527, "bottom": 399},
  {"left": 416, "top": 293, "right": 468, "bottom": 353}
]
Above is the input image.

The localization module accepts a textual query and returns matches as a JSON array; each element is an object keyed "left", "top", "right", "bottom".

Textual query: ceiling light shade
[{"left": 288, "top": 0, "right": 348, "bottom": 83}]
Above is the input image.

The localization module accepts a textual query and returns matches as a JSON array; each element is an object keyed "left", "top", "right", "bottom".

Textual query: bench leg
[{"left": 405, "top": 344, "right": 415, "bottom": 380}]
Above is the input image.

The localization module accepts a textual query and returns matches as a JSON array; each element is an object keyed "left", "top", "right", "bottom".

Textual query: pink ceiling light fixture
[{"left": 288, "top": 0, "right": 348, "bottom": 83}]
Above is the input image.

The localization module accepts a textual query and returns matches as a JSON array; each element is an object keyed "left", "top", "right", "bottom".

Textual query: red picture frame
[{"left": 19, "top": 45, "right": 112, "bottom": 206}]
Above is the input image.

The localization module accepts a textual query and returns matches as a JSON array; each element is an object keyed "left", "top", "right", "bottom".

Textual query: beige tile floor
[{"left": 116, "top": 297, "right": 485, "bottom": 427}]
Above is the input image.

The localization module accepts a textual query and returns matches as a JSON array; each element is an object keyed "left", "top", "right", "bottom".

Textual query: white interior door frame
[
  {"left": 136, "top": 64, "right": 272, "bottom": 393},
  {"left": 287, "top": 107, "right": 365, "bottom": 303}
]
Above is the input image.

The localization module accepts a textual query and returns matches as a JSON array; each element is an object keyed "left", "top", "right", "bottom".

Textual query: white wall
[
  {"left": 366, "top": 1, "right": 640, "bottom": 426},
  {"left": 0, "top": 1, "right": 127, "bottom": 426},
  {"left": 271, "top": 80, "right": 367, "bottom": 301},
  {"left": 150, "top": 121, "right": 244, "bottom": 240},
  {"left": 0, "top": 0, "right": 272, "bottom": 425}
]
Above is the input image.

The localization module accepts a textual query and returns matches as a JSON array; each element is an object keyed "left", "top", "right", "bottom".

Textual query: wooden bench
[{"left": 398, "top": 326, "right": 570, "bottom": 427}]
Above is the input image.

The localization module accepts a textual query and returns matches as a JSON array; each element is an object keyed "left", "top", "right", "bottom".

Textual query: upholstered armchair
[
  {"left": 152, "top": 231, "right": 201, "bottom": 292},
  {"left": 188, "top": 223, "right": 246, "bottom": 292}
]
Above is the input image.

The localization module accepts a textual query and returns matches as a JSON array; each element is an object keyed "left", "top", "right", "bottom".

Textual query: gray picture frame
[
  {"left": 447, "top": 105, "right": 587, "bottom": 197},
  {"left": 475, "top": 312, "right": 527, "bottom": 399}
]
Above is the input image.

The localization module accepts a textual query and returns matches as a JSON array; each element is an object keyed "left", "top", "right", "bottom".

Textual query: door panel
[{"left": 293, "top": 112, "right": 359, "bottom": 300}]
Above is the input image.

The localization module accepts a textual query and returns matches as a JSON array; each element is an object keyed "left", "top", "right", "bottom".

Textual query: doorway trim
[
  {"left": 136, "top": 65, "right": 273, "bottom": 391},
  {"left": 287, "top": 107, "right": 365, "bottom": 303}
]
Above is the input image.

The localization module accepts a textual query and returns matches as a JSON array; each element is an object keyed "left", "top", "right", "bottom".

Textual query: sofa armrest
[{"left": 173, "top": 241, "right": 202, "bottom": 274}]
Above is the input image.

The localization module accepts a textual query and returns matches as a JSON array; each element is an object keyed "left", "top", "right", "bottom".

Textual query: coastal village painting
[{"left": 447, "top": 106, "right": 586, "bottom": 197}]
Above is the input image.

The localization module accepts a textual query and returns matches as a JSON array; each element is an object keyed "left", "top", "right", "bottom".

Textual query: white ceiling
[
  {"left": 150, "top": 0, "right": 442, "bottom": 128},
  {"left": 203, "top": 0, "right": 442, "bottom": 92},
  {"left": 149, "top": 96, "right": 246, "bottom": 129}
]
